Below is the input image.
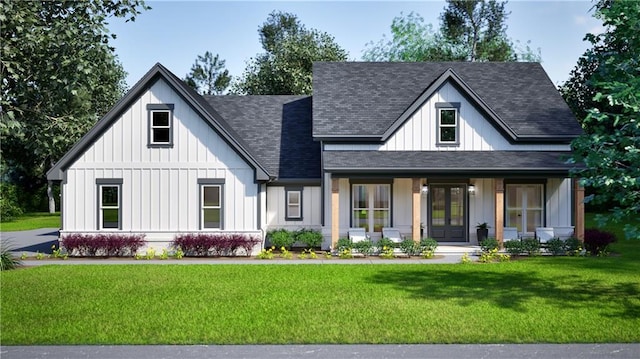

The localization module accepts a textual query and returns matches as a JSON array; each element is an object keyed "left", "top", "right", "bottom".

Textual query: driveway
[{"left": 0, "top": 228, "right": 60, "bottom": 255}]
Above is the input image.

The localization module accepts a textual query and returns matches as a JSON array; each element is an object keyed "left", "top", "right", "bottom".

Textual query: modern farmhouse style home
[{"left": 48, "top": 62, "right": 585, "bottom": 252}]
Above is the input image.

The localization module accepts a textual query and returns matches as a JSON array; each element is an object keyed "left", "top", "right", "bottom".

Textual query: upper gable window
[
  {"left": 436, "top": 102, "right": 460, "bottom": 146},
  {"left": 147, "top": 104, "right": 174, "bottom": 147}
]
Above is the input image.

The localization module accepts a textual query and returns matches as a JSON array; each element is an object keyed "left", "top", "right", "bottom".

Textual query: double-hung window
[
  {"left": 97, "top": 179, "right": 122, "bottom": 230},
  {"left": 285, "top": 187, "right": 303, "bottom": 221},
  {"left": 352, "top": 183, "right": 391, "bottom": 233},
  {"left": 199, "top": 179, "right": 224, "bottom": 229},
  {"left": 147, "top": 104, "right": 174, "bottom": 147},
  {"left": 436, "top": 102, "right": 460, "bottom": 145}
]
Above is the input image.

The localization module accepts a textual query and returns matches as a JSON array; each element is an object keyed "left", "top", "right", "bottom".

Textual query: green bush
[
  {"left": 565, "top": 237, "right": 583, "bottom": 256},
  {"left": 267, "top": 229, "right": 295, "bottom": 249},
  {"left": 377, "top": 237, "right": 395, "bottom": 252},
  {"left": 0, "top": 183, "right": 24, "bottom": 221},
  {"left": 295, "top": 228, "right": 323, "bottom": 249},
  {"left": 546, "top": 237, "right": 566, "bottom": 256},
  {"left": 480, "top": 238, "right": 499, "bottom": 253},
  {"left": 399, "top": 238, "right": 421, "bottom": 256},
  {"left": 420, "top": 238, "right": 438, "bottom": 252},
  {"left": 336, "top": 237, "right": 352, "bottom": 252},
  {"left": 503, "top": 240, "right": 524, "bottom": 256},
  {"left": 353, "top": 239, "right": 374, "bottom": 257},
  {"left": 522, "top": 238, "right": 541, "bottom": 256}
]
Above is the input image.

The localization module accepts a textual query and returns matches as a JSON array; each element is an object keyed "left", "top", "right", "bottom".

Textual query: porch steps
[{"left": 435, "top": 244, "right": 480, "bottom": 255}]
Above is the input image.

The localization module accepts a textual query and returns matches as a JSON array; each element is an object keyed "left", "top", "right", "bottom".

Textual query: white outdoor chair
[
  {"left": 503, "top": 227, "right": 519, "bottom": 242},
  {"left": 553, "top": 226, "right": 575, "bottom": 240},
  {"left": 381, "top": 227, "right": 403, "bottom": 244},
  {"left": 535, "top": 227, "right": 555, "bottom": 244},
  {"left": 348, "top": 228, "right": 369, "bottom": 243}
]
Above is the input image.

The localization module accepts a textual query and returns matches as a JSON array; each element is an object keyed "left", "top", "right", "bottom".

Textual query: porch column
[
  {"left": 412, "top": 178, "right": 421, "bottom": 243},
  {"left": 574, "top": 178, "right": 585, "bottom": 241},
  {"left": 331, "top": 178, "right": 340, "bottom": 249},
  {"left": 495, "top": 178, "right": 504, "bottom": 245}
]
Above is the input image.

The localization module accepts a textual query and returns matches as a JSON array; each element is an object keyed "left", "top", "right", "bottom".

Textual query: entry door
[{"left": 430, "top": 185, "right": 467, "bottom": 242}]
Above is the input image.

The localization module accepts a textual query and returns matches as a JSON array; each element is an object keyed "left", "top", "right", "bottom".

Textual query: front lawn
[
  {"left": 2, "top": 239, "right": 639, "bottom": 345},
  {"left": 0, "top": 212, "right": 60, "bottom": 232}
]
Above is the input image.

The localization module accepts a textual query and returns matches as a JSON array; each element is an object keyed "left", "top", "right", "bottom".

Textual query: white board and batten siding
[
  {"left": 265, "top": 186, "right": 322, "bottom": 230},
  {"left": 324, "top": 82, "right": 571, "bottom": 152},
  {"left": 61, "top": 79, "right": 260, "bottom": 249}
]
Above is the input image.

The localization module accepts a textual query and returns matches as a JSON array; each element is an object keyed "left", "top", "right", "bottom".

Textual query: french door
[{"left": 429, "top": 185, "right": 467, "bottom": 242}]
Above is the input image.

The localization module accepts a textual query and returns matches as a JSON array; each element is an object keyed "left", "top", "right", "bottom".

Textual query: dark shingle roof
[
  {"left": 312, "top": 62, "right": 582, "bottom": 141},
  {"left": 323, "top": 151, "right": 576, "bottom": 176},
  {"left": 206, "top": 95, "right": 319, "bottom": 179}
]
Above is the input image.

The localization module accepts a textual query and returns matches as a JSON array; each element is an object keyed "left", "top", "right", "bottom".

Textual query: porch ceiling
[{"left": 323, "top": 150, "right": 578, "bottom": 177}]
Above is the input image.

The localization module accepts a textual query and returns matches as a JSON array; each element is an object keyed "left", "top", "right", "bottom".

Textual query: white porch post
[
  {"left": 331, "top": 178, "right": 340, "bottom": 249},
  {"left": 412, "top": 178, "right": 421, "bottom": 243}
]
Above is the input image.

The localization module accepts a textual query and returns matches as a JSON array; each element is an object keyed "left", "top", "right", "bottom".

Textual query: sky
[{"left": 108, "top": 0, "right": 604, "bottom": 89}]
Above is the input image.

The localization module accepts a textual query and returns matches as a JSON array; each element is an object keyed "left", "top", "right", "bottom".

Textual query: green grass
[
  {"left": 2, "top": 241, "right": 640, "bottom": 344},
  {"left": 0, "top": 212, "right": 60, "bottom": 232}
]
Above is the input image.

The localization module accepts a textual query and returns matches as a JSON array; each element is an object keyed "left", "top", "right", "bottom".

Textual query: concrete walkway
[{"left": 2, "top": 344, "right": 639, "bottom": 359}]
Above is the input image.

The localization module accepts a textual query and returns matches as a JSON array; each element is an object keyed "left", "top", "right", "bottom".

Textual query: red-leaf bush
[
  {"left": 584, "top": 229, "right": 617, "bottom": 255},
  {"left": 172, "top": 233, "right": 261, "bottom": 257},
  {"left": 62, "top": 234, "right": 146, "bottom": 257}
]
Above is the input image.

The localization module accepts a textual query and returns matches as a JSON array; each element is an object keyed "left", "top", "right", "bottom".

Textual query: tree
[
  {"left": 184, "top": 52, "right": 231, "bottom": 95},
  {"left": 0, "top": 0, "right": 148, "bottom": 213},
  {"left": 234, "top": 11, "right": 348, "bottom": 95},
  {"left": 569, "top": 0, "right": 640, "bottom": 239},
  {"left": 362, "top": 12, "right": 464, "bottom": 62},
  {"left": 363, "top": 1, "right": 540, "bottom": 62}
]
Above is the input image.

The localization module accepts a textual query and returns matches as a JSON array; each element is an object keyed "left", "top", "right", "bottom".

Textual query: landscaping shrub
[
  {"left": 521, "top": 238, "right": 541, "bottom": 256},
  {"left": 62, "top": 234, "right": 146, "bottom": 257},
  {"left": 480, "top": 238, "right": 499, "bottom": 253},
  {"left": 336, "top": 237, "right": 352, "bottom": 252},
  {"left": 267, "top": 229, "right": 295, "bottom": 249},
  {"left": 172, "top": 233, "right": 260, "bottom": 257},
  {"left": 565, "top": 237, "right": 583, "bottom": 256},
  {"left": 584, "top": 229, "right": 617, "bottom": 255},
  {"left": 295, "top": 228, "right": 323, "bottom": 249},
  {"left": 399, "top": 238, "right": 421, "bottom": 256},
  {"left": 504, "top": 240, "right": 524, "bottom": 256},
  {"left": 353, "top": 239, "right": 374, "bottom": 256},
  {"left": 546, "top": 237, "right": 566, "bottom": 256},
  {"left": 420, "top": 238, "right": 438, "bottom": 252},
  {"left": 377, "top": 237, "right": 395, "bottom": 253},
  {"left": 0, "top": 242, "right": 21, "bottom": 271}
]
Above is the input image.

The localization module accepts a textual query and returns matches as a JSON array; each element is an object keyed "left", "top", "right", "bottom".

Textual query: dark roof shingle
[
  {"left": 206, "top": 95, "right": 319, "bottom": 179},
  {"left": 312, "top": 62, "right": 581, "bottom": 140}
]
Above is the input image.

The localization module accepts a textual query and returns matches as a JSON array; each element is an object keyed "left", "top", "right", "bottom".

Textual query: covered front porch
[{"left": 325, "top": 175, "right": 584, "bottom": 248}]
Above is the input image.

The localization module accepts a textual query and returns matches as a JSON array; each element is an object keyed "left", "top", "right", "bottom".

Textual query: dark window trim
[
  {"left": 285, "top": 186, "right": 303, "bottom": 221},
  {"left": 435, "top": 102, "right": 461, "bottom": 147},
  {"left": 199, "top": 179, "right": 224, "bottom": 230},
  {"left": 147, "top": 103, "right": 175, "bottom": 148},
  {"left": 96, "top": 178, "right": 122, "bottom": 230}
]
